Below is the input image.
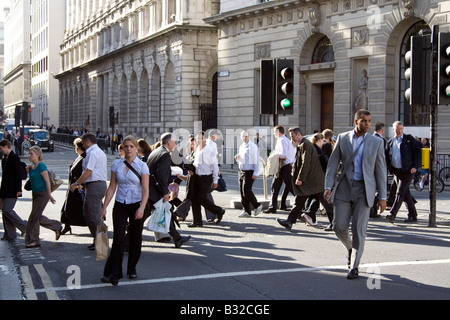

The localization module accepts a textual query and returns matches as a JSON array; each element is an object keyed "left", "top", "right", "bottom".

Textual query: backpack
[{"left": 18, "top": 161, "right": 28, "bottom": 180}]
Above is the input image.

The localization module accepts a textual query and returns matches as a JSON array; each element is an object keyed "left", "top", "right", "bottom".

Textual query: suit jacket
[
  {"left": 292, "top": 138, "right": 325, "bottom": 196},
  {"left": 0, "top": 151, "right": 23, "bottom": 198},
  {"left": 386, "top": 133, "right": 422, "bottom": 174},
  {"left": 325, "top": 130, "right": 387, "bottom": 206},
  {"left": 146, "top": 146, "right": 171, "bottom": 204}
]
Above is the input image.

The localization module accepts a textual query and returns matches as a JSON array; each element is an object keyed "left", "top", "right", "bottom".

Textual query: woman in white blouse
[{"left": 100, "top": 136, "right": 149, "bottom": 286}]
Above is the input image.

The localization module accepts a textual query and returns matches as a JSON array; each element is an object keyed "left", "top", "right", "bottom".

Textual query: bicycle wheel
[
  {"left": 439, "top": 167, "right": 450, "bottom": 186},
  {"left": 437, "top": 178, "right": 445, "bottom": 193}
]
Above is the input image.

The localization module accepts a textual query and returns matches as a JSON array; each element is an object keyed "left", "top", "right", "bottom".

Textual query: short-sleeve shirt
[
  {"left": 111, "top": 157, "right": 149, "bottom": 204},
  {"left": 29, "top": 162, "right": 48, "bottom": 193},
  {"left": 83, "top": 144, "right": 107, "bottom": 182}
]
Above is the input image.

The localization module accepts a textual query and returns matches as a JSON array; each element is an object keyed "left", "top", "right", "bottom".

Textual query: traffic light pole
[{"left": 429, "top": 25, "right": 438, "bottom": 227}]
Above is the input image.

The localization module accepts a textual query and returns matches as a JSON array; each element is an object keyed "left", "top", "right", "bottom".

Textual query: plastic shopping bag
[{"left": 146, "top": 198, "right": 172, "bottom": 234}]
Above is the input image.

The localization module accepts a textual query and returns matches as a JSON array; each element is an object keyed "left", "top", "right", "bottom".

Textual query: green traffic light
[{"left": 280, "top": 98, "right": 292, "bottom": 109}]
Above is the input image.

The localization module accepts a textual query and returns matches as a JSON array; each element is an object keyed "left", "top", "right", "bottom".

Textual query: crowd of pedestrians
[{"left": 0, "top": 109, "right": 426, "bottom": 283}]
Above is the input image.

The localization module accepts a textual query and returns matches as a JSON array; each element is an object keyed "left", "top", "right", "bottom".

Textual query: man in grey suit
[{"left": 324, "top": 109, "right": 387, "bottom": 279}]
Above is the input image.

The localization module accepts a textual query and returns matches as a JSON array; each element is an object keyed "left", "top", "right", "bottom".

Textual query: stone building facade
[
  {"left": 205, "top": 0, "right": 450, "bottom": 153},
  {"left": 56, "top": 0, "right": 219, "bottom": 143}
]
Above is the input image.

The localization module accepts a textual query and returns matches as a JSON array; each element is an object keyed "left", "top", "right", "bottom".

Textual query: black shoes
[
  {"left": 277, "top": 218, "right": 292, "bottom": 231},
  {"left": 216, "top": 209, "right": 225, "bottom": 224},
  {"left": 386, "top": 214, "right": 395, "bottom": 224},
  {"left": 188, "top": 223, "right": 203, "bottom": 228},
  {"left": 386, "top": 214, "right": 417, "bottom": 223},
  {"left": 101, "top": 276, "right": 118, "bottom": 286},
  {"left": 175, "top": 236, "right": 191, "bottom": 248},
  {"left": 263, "top": 208, "right": 277, "bottom": 214},
  {"left": 347, "top": 268, "right": 359, "bottom": 280}
]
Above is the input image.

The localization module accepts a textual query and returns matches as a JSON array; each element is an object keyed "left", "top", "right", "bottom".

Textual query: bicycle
[
  {"left": 439, "top": 166, "right": 450, "bottom": 186},
  {"left": 413, "top": 171, "right": 445, "bottom": 193}
]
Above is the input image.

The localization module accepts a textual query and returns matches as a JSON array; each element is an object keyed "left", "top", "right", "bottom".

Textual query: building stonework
[
  {"left": 56, "top": 0, "right": 219, "bottom": 143},
  {"left": 205, "top": 0, "right": 450, "bottom": 153}
]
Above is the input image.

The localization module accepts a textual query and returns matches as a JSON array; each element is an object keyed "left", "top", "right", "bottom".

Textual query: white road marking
[{"left": 29, "top": 258, "right": 450, "bottom": 294}]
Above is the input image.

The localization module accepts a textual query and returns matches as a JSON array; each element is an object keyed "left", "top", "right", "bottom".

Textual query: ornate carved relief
[
  {"left": 309, "top": 3, "right": 321, "bottom": 33},
  {"left": 353, "top": 27, "right": 369, "bottom": 47},
  {"left": 255, "top": 43, "right": 271, "bottom": 60}
]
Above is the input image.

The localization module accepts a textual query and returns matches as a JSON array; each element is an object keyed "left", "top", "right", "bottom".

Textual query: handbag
[
  {"left": 329, "top": 134, "right": 367, "bottom": 204},
  {"left": 48, "top": 169, "right": 63, "bottom": 192},
  {"left": 24, "top": 179, "right": 32, "bottom": 191},
  {"left": 146, "top": 198, "right": 172, "bottom": 234},
  {"left": 95, "top": 222, "right": 109, "bottom": 261},
  {"left": 215, "top": 174, "right": 227, "bottom": 192}
]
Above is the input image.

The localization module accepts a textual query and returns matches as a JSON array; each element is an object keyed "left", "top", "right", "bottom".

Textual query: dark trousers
[
  {"left": 269, "top": 164, "right": 294, "bottom": 209},
  {"left": 390, "top": 168, "right": 417, "bottom": 219},
  {"left": 104, "top": 202, "right": 143, "bottom": 280},
  {"left": 1, "top": 198, "right": 27, "bottom": 240},
  {"left": 303, "top": 194, "right": 334, "bottom": 224},
  {"left": 287, "top": 193, "right": 323, "bottom": 224},
  {"left": 239, "top": 170, "right": 260, "bottom": 213},
  {"left": 192, "top": 174, "right": 223, "bottom": 224}
]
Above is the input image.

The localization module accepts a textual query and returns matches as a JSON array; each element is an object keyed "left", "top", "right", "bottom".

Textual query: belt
[{"left": 85, "top": 180, "right": 104, "bottom": 185}]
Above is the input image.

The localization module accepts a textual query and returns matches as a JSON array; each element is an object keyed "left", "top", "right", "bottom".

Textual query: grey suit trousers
[
  {"left": 333, "top": 180, "right": 370, "bottom": 269},
  {"left": 83, "top": 181, "right": 107, "bottom": 238}
]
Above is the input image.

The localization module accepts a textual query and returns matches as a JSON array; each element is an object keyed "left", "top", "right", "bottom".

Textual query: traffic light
[
  {"left": 275, "top": 59, "right": 294, "bottom": 115},
  {"left": 404, "top": 35, "right": 431, "bottom": 106},
  {"left": 109, "top": 106, "right": 115, "bottom": 127},
  {"left": 260, "top": 60, "right": 274, "bottom": 114},
  {"left": 438, "top": 32, "right": 450, "bottom": 105}
]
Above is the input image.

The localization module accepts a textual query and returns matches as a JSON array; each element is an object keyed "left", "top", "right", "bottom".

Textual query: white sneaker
[
  {"left": 301, "top": 213, "right": 318, "bottom": 226},
  {"left": 254, "top": 204, "right": 262, "bottom": 216},
  {"left": 238, "top": 211, "right": 251, "bottom": 218},
  {"left": 419, "top": 181, "right": 424, "bottom": 190}
]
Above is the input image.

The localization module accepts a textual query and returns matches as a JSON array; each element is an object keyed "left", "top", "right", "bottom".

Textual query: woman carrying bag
[
  {"left": 100, "top": 136, "right": 149, "bottom": 286},
  {"left": 25, "top": 146, "right": 62, "bottom": 248}
]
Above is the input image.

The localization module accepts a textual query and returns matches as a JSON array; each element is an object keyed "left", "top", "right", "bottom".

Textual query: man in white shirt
[
  {"left": 263, "top": 125, "right": 296, "bottom": 213},
  {"left": 189, "top": 132, "right": 225, "bottom": 227},
  {"left": 70, "top": 132, "right": 107, "bottom": 249},
  {"left": 235, "top": 130, "right": 262, "bottom": 217}
]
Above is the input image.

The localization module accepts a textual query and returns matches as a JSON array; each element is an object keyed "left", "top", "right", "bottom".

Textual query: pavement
[{"left": 1, "top": 143, "right": 450, "bottom": 300}]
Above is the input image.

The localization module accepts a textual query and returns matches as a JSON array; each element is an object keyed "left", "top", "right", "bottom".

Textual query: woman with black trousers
[
  {"left": 100, "top": 136, "right": 149, "bottom": 286},
  {"left": 0, "top": 139, "right": 27, "bottom": 241}
]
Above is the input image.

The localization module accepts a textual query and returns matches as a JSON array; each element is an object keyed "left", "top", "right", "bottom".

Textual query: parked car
[{"left": 27, "top": 129, "right": 54, "bottom": 152}]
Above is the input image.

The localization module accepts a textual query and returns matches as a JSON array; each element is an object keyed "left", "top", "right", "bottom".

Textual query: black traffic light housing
[
  {"left": 275, "top": 58, "right": 294, "bottom": 115},
  {"left": 260, "top": 60, "right": 274, "bottom": 114},
  {"left": 109, "top": 106, "right": 115, "bottom": 128},
  {"left": 404, "top": 35, "right": 431, "bottom": 106},
  {"left": 438, "top": 32, "right": 450, "bottom": 105}
]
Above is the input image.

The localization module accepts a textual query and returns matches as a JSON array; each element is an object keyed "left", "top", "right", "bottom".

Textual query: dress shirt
[
  {"left": 206, "top": 138, "right": 218, "bottom": 158},
  {"left": 352, "top": 132, "right": 367, "bottom": 181},
  {"left": 83, "top": 143, "right": 107, "bottom": 182},
  {"left": 391, "top": 134, "right": 403, "bottom": 169},
  {"left": 275, "top": 134, "right": 295, "bottom": 165},
  {"left": 111, "top": 157, "right": 149, "bottom": 204},
  {"left": 194, "top": 143, "right": 219, "bottom": 183},
  {"left": 236, "top": 141, "right": 260, "bottom": 174}
]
